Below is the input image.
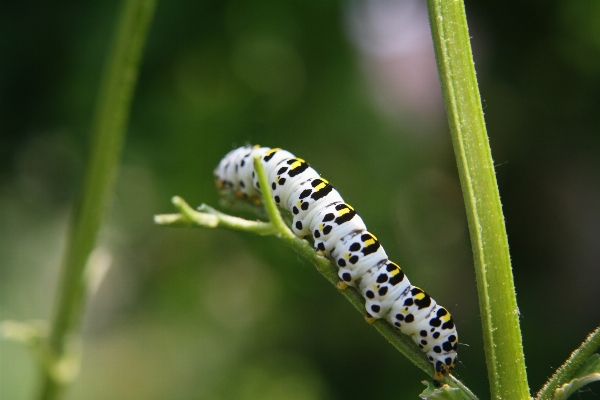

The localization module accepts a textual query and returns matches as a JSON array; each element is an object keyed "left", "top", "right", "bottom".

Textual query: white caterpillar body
[{"left": 214, "top": 145, "right": 458, "bottom": 379}]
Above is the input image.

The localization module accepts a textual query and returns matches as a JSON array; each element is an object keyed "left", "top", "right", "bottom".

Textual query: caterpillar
[{"left": 214, "top": 145, "right": 458, "bottom": 379}]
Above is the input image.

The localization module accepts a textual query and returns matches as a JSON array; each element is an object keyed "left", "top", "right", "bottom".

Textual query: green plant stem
[
  {"left": 426, "top": 1, "right": 530, "bottom": 399},
  {"left": 154, "top": 197, "right": 278, "bottom": 235},
  {"left": 154, "top": 161, "right": 479, "bottom": 400},
  {"left": 39, "top": 0, "right": 156, "bottom": 399},
  {"left": 253, "top": 155, "right": 297, "bottom": 240},
  {"left": 536, "top": 326, "right": 600, "bottom": 400},
  {"left": 156, "top": 198, "right": 434, "bottom": 380}
]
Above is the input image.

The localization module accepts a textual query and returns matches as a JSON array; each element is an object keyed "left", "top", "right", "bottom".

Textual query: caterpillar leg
[
  {"left": 315, "top": 249, "right": 328, "bottom": 259},
  {"left": 364, "top": 314, "right": 377, "bottom": 324},
  {"left": 433, "top": 358, "right": 453, "bottom": 381},
  {"left": 336, "top": 281, "right": 349, "bottom": 290}
]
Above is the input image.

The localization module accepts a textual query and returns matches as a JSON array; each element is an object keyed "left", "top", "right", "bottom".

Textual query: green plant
[
  {"left": 155, "top": 1, "right": 600, "bottom": 399},
  {"left": 2, "top": 1, "right": 598, "bottom": 399},
  {"left": 0, "top": 0, "right": 156, "bottom": 399}
]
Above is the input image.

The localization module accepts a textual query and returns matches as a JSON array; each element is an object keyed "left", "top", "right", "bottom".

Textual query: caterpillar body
[{"left": 214, "top": 145, "right": 458, "bottom": 379}]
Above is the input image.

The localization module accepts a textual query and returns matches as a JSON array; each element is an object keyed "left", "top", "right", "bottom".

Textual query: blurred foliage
[{"left": 1, "top": 1, "right": 599, "bottom": 399}]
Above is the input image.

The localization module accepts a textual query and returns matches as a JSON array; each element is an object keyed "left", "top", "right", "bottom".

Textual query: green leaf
[
  {"left": 553, "top": 354, "right": 600, "bottom": 400},
  {"left": 420, "top": 381, "right": 467, "bottom": 400}
]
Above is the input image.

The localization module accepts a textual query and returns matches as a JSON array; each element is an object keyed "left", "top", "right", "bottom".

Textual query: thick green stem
[
  {"left": 426, "top": 1, "right": 530, "bottom": 399},
  {"left": 39, "top": 0, "right": 156, "bottom": 399},
  {"left": 536, "top": 326, "right": 600, "bottom": 400}
]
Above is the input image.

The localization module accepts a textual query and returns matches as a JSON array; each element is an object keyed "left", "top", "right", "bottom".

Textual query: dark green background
[{"left": 1, "top": 1, "right": 599, "bottom": 399}]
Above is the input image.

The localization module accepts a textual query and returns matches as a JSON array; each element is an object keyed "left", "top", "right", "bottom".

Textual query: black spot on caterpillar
[{"left": 214, "top": 145, "right": 458, "bottom": 379}]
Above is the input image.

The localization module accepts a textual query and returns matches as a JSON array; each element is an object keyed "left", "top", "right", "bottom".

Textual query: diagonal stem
[
  {"left": 155, "top": 195, "right": 479, "bottom": 399},
  {"left": 536, "top": 326, "right": 600, "bottom": 400},
  {"left": 156, "top": 181, "right": 479, "bottom": 400}
]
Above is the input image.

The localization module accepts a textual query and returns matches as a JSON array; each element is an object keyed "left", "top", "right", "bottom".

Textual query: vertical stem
[
  {"left": 39, "top": 0, "right": 156, "bottom": 399},
  {"left": 426, "top": 1, "right": 530, "bottom": 399}
]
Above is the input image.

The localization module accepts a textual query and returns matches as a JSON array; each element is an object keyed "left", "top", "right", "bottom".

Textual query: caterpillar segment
[{"left": 214, "top": 145, "right": 458, "bottom": 380}]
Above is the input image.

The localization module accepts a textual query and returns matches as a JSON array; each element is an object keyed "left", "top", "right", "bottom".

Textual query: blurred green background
[{"left": 1, "top": 1, "right": 599, "bottom": 399}]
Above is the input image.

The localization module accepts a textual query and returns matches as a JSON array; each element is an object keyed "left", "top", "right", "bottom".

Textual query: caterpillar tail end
[{"left": 336, "top": 281, "right": 348, "bottom": 290}]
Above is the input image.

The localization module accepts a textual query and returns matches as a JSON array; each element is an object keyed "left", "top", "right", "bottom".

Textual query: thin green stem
[
  {"left": 154, "top": 196, "right": 278, "bottom": 236},
  {"left": 426, "top": 1, "right": 529, "bottom": 399},
  {"left": 39, "top": 0, "right": 156, "bottom": 399},
  {"left": 253, "top": 155, "right": 296, "bottom": 240},
  {"left": 536, "top": 326, "right": 600, "bottom": 400}
]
